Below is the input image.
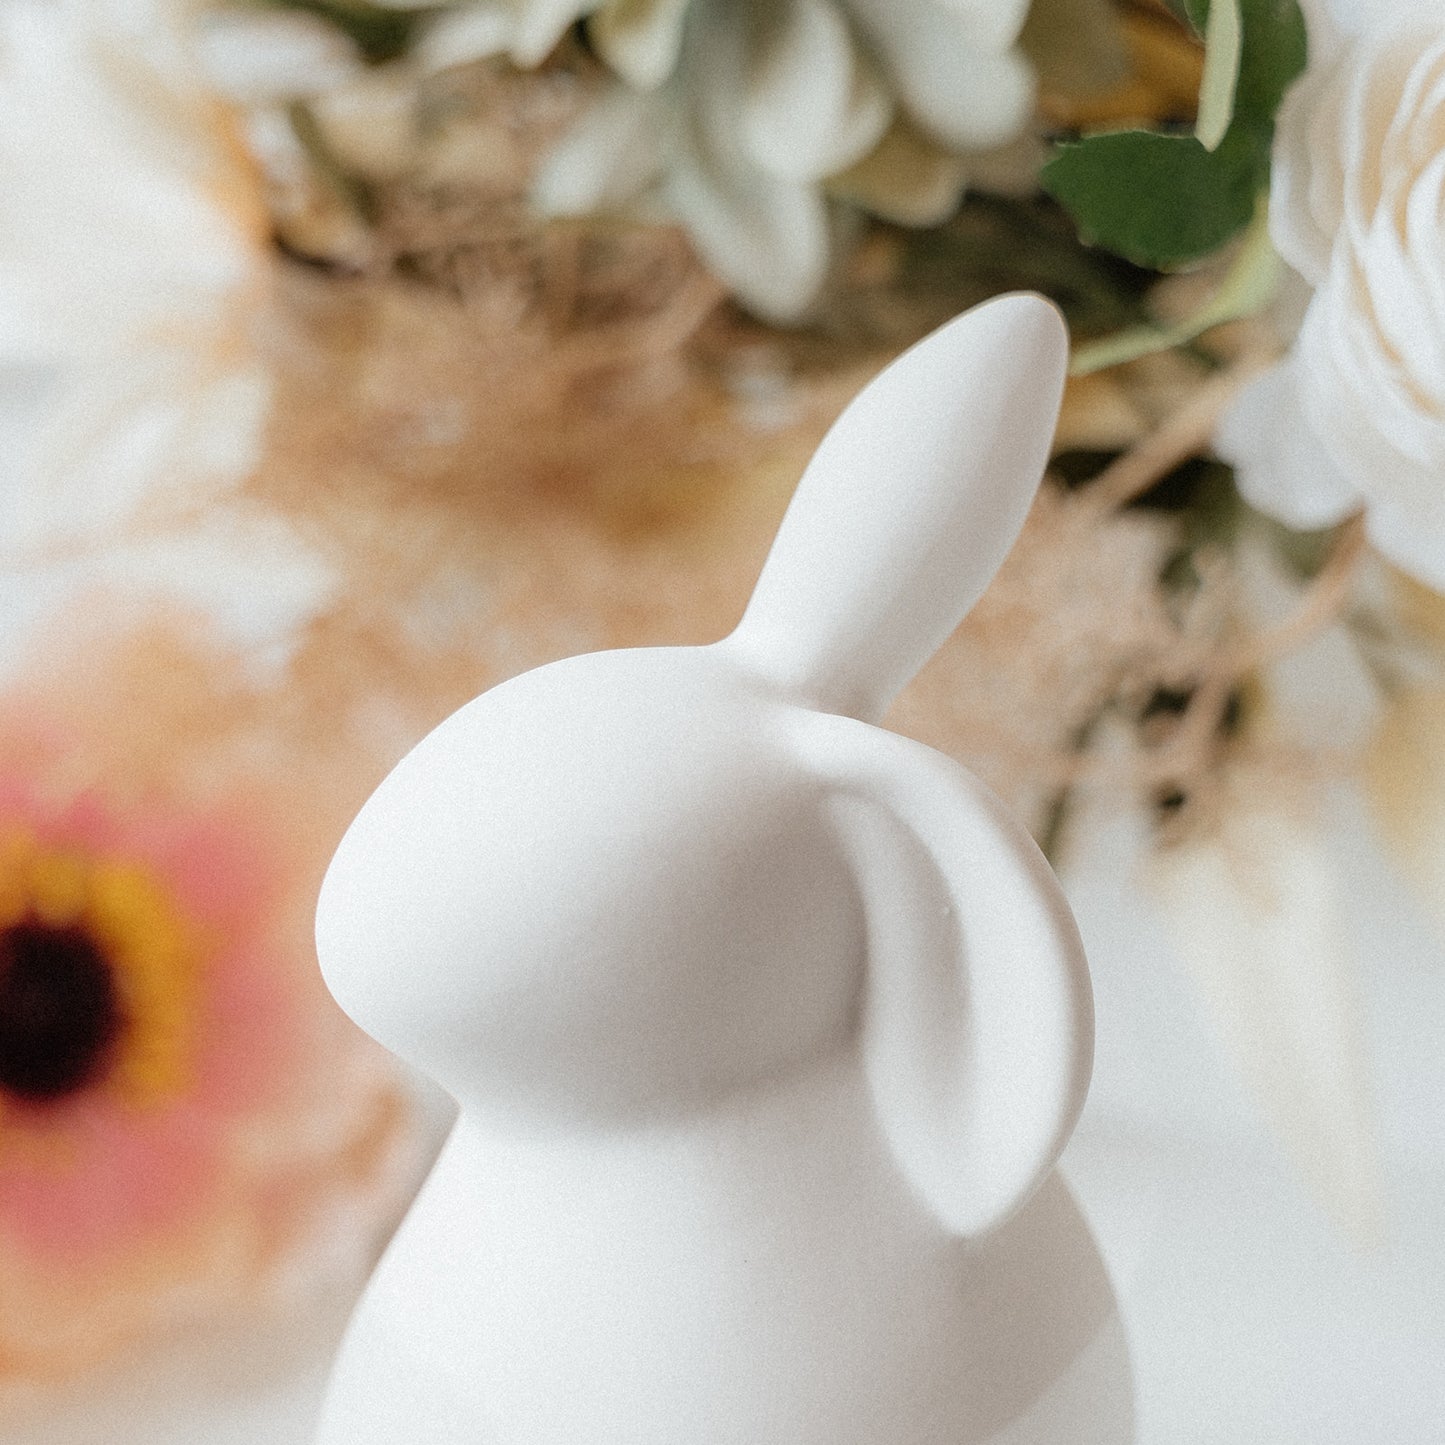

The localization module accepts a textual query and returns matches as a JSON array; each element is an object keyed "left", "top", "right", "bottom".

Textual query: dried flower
[
  {"left": 1365, "top": 682, "right": 1445, "bottom": 945},
  {"left": 890, "top": 479, "right": 1186, "bottom": 825},
  {"left": 1149, "top": 776, "right": 1382, "bottom": 1240}
]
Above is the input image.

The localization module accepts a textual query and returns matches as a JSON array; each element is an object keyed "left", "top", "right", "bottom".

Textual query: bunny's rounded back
[{"left": 315, "top": 295, "right": 1133, "bottom": 1444}]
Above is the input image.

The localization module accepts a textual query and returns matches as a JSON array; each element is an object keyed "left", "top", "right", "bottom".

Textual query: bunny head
[
  {"left": 317, "top": 642, "right": 865, "bottom": 1124},
  {"left": 317, "top": 294, "right": 1090, "bottom": 1239}
]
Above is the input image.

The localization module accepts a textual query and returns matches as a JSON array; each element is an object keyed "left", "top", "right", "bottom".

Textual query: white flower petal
[
  {"left": 414, "top": 3, "right": 519, "bottom": 72},
  {"left": 1337, "top": 28, "right": 1431, "bottom": 240},
  {"left": 311, "top": 64, "right": 420, "bottom": 181},
  {"left": 533, "top": 86, "right": 667, "bottom": 214},
  {"left": 509, "top": 0, "right": 599, "bottom": 65},
  {"left": 0, "top": 504, "right": 338, "bottom": 680},
  {"left": 667, "top": 136, "right": 829, "bottom": 321},
  {"left": 1151, "top": 796, "right": 1384, "bottom": 1240},
  {"left": 409, "top": 0, "right": 1047, "bottom": 314},
  {"left": 1215, "top": 359, "right": 1361, "bottom": 531},
  {"left": 1355, "top": 211, "right": 1445, "bottom": 410},
  {"left": 588, "top": 0, "right": 690, "bottom": 89},
  {"left": 665, "top": 0, "right": 833, "bottom": 318},
  {"left": 1298, "top": 255, "right": 1445, "bottom": 547},
  {"left": 8, "top": 352, "right": 271, "bottom": 547},
  {"left": 1376, "top": 28, "right": 1445, "bottom": 176},
  {"left": 739, "top": 0, "right": 891, "bottom": 182},
  {"left": 414, "top": 0, "right": 604, "bottom": 71},
  {"left": 196, "top": 8, "right": 363, "bottom": 103},
  {"left": 928, "top": 0, "right": 1035, "bottom": 55},
  {"left": 1363, "top": 501, "right": 1445, "bottom": 590},
  {"left": 1270, "top": 60, "right": 1350, "bottom": 285},
  {"left": 1296, "top": 0, "right": 1345, "bottom": 61},
  {"left": 844, "top": 0, "right": 1035, "bottom": 150},
  {"left": 1257, "top": 7, "right": 1445, "bottom": 593},
  {"left": 1403, "top": 148, "right": 1445, "bottom": 339},
  {"left": 1320, "top": 0, "right": 1440, "bottom": 38}
]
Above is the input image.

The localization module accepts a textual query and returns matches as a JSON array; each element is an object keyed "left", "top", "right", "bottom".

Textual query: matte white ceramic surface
[{"left": 313, "top": 294, "right": 1133, "bottom": 1444}]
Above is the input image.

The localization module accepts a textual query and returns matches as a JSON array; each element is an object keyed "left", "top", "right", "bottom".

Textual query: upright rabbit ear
[
  {"left": 794, "top": 711, "right": 1093, "bottom": 1239},
  {"left": 724, "top": 293, "right": 1068, "bottom": 724}
]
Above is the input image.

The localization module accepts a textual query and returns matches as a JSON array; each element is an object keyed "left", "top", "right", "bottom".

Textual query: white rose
[
  {"left": 1300, "top": 0, "right": 1440, "bottom": 51},
  {"left": 1217, "top": 17, "right": 1445, "bottom": 587}
]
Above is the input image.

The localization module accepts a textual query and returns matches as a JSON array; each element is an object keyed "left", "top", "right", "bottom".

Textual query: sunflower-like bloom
[{"left": 371, "top": 0, "right": 1037, "bottom": 317}]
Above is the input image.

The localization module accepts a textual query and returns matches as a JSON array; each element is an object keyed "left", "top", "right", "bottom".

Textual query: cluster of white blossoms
[
  {"left": 368, "top": 0, "right": 1039, "bottom": 318},
  {"left": 1219, "top": 0, "right": 1445, "bottom": 587}
]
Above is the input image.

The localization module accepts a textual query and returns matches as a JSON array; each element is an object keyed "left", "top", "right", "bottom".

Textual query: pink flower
[{"left": 0, "top": 616, "right": 420, "bottom": 1395}]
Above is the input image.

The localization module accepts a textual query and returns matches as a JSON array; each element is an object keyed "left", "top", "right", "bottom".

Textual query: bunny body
[
  {"left": 314, "top": 296, "right": 1133, "bottom": 1443},
  {"left": 316, "top": 1057, "right": 1127, "bottom": 1445}
]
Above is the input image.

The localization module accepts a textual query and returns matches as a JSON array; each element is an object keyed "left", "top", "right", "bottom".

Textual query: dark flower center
[{"left": 0, "top": 919, "right": 124, "bottom": 1103}]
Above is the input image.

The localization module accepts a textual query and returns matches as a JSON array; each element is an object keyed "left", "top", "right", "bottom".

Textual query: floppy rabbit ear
[
  {"left": 724, "top": 293, "right": 1067, "bottom": 724},
  {"left": 794, "top": 711, "right": 1093, "bottom": 1239}
]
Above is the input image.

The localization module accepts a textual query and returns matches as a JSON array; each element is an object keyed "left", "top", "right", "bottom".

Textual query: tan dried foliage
[
  {"left": 219, "top": 62, "right": 1365, "bottom": 842},
  {"left": 248, "top": 251, "right": 1250, "bottom": 838}
]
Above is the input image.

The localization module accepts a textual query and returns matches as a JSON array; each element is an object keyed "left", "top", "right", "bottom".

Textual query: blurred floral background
[{"left": 0, "top": 0, "right": 1442, "bottom": 1438}]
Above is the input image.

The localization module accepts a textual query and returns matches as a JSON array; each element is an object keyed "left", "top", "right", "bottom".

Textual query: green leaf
[
  {"left": 1196, "top": 0, "right": 1243, "bottom": 151},
  {"left": 1230, "top": 0, "right": 1307, "bottom": 132},
  {"left": 1161, "top": 0, "right": 1203, "bottom": 30},
  {"left": 1043, "top": 0, "right": 1307, "bottom": 268},
  {"left": 1041, "top": 128, "right": 1263, "bottom": 268}
]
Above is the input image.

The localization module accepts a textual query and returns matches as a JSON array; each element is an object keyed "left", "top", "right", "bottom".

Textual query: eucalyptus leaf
[
  {"left": 1230, "top": 0, "right": 1307, "bottom": 132},
  {"left": 1043, "top": 0, "right": 1306, "bottom": 270},
  {"left": 1041, "top": 128, "right": 1263, "bottom": 269}
]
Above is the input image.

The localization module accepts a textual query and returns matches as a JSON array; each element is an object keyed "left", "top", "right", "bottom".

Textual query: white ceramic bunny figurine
[{"left": 314, "top": 293, "right": 1133, "bottom": 1445}]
